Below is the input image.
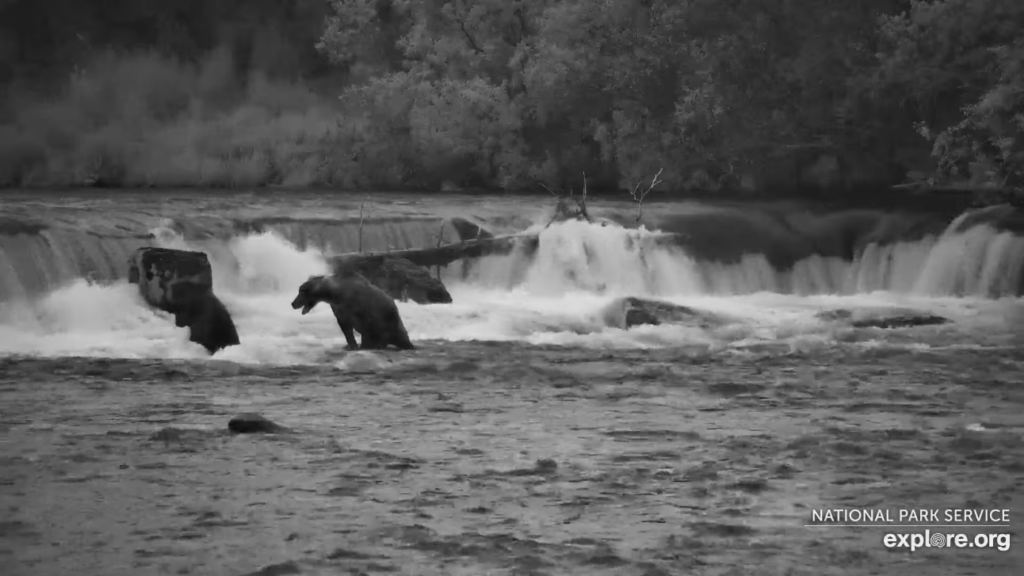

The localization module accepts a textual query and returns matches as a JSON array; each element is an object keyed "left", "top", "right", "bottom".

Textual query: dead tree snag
[
  {"left": 542, "top": 172, "right": 592, "bottom": 226},
  {"left": 630, "top": 168, "right": 664, "bottom": 222},
  {"left": 357, "top": 201, "right": 366, "bottom": 252}
]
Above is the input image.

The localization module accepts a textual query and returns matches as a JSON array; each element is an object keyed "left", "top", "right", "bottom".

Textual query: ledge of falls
[{"left": 1, "top": 192, "right": 1023, "bottom": 302}]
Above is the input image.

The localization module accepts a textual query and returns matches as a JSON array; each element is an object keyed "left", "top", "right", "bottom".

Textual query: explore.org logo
[
  {"left": 805, "top": 508, "right": 1012, "bottom": 553},
  {"left": 882, "top": 530, "right": 1011, "bottom": 552}
]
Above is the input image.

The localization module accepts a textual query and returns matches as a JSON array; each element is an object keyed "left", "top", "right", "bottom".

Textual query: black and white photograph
[{"left": 0, "top": 1, "right": 1022, "bottom": 574}]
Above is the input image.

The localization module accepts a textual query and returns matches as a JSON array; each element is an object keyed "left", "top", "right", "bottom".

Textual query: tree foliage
[
  {"left": 1, "top": 0, "right": 1022, "bottom": 193},
  {"left": 870, "top": 0, "right": 1024, "bottom": 190}
]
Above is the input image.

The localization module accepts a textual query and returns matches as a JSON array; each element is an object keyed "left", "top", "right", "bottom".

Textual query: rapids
[{"left": 0, "top": 192, "right": 1022, "bottom": 363}]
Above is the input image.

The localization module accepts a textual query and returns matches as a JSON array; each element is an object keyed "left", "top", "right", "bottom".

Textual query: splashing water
[{"left": 0, "top": 212, "right": 1021, "bottom": 364}]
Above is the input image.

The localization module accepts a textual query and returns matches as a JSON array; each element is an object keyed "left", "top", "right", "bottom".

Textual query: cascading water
[
  {"left": 0, "top": 228, "right": 149, "bottom": 302},
  {"left": 468, "top": 214, "right": 1024, "bottom": 298},
  {"left": 0, "top": 197, "right": 1021, "bottom": 363}
]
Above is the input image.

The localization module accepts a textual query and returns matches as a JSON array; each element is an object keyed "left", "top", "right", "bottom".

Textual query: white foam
[
  {"left": 0, "top": 221, "right": 1020, "bottom": 364},
  {"left": 0, "top": 280, "right": 208, "bottom": 359},
  {"left": 334, "top": 351, "right": 395, "bottom": 372}
]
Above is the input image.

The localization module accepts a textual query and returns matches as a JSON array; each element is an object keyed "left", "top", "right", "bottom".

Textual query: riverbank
[{"left": 2, "top": 183, "right": 1017, "bottom": 216}]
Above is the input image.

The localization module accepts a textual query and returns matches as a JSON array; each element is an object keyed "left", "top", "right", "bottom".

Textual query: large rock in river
[
  {"left": 601, "top": 297, "right": 733, "bottom": 330},
  {"left": 331, "top": 254, "right": 453, "bottom": 304},
  {"left": 128, "top": 247, "right": 213, "bottom": 308},
  {"left": 128, "top": 247, "right": 240, "bottom": 354}
]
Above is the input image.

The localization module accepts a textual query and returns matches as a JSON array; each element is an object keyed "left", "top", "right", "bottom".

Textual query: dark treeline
[{"left": 0, "top": 0, "right": 1021, "bottom": 196}]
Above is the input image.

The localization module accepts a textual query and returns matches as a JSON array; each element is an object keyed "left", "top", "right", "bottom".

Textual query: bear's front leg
[
  {"left": 330, "top": 305, "right": 360, "bottom": 350},
  {"left": 338, "top": 323, "right": 360, "bottom": 350}
]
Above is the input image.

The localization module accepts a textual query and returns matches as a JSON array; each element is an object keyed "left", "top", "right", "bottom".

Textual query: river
[{"left": 1, "top": 190, "right": 1023, "bottom": 575}]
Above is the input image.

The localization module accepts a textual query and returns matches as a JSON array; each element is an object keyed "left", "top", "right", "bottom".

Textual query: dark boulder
[
  {"left": 601, "top": 297, "right": 734, "bottom": 330},
  {"left": 448, "top": 217, "right": 494, "bottom": 241},
  {"left": 331, "top": 255, "right": 452, "bottom": 304},
  {"left": 0, "top": 215, "right": 46, "bottom": 236},
  {"left": 816, "top": 308, "right": 950, "bottom": 329},
  {"left": 128, "top": 247, "right": 213, "bottom": 309},
  {"left": 128, "top": 247, "right": 240, "bottom": 354},
  {"left": 228, "top": 413, "right": 286, "bottom": 434}
]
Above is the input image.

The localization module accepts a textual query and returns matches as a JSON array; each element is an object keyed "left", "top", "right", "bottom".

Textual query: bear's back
[{"left": 329, "top": 273, "right": 396, "bottom": 309}]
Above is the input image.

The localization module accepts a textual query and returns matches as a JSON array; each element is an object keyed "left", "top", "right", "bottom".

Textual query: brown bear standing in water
[
  {"left": 291, "top": 273, "right": 415, "bottom": 351},
  {"left": 169, "top": 282, "right": 241, "bottom": 354}
]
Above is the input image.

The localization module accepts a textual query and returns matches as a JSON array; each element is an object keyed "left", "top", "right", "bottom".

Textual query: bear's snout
[{"left": 292, "top": 294, "right": 316, "bottom": 315}]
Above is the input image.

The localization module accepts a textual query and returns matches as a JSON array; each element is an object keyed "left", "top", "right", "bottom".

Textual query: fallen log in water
[
  {"left": 337, "top": 255, "right": 454, "bottom": 304},
  {"left": 320, "top": 234, "right": 538, "bottom": 305},
  {"left": 326, "top": 233, "right": 539, "bottom": 271}
]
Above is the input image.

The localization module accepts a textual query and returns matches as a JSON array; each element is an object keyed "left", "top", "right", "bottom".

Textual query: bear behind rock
[
  {"left": 170, "top": 282, "right": 241, "bottom": 354},
  {"left": 291, "top": 273, "right": 415, "bottom": 351}
]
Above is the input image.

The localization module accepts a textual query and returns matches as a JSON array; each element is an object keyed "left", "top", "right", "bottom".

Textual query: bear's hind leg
[
  {"left": 359, "top": 332, "right": 388, "bottom": 350},
  {"left": 395, "top": 335, "right": 415, "bottom": 350},
  {"left": 389, "top": 311, "right": 415, "bottom": 350}
]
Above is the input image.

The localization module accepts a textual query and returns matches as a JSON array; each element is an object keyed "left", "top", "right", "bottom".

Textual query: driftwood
[
  {"left": 542, "top": 172, "right": 592, "bottom": 226},
  {"left": 327, "top": 233, "right": 539, "bottom": 271}
]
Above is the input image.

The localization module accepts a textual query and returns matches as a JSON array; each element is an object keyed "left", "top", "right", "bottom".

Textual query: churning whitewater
[{"left": 1, "top": 209, "right": 1022, "bottom": 364}]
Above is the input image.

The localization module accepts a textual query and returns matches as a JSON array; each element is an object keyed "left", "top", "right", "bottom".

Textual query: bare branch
[
  {"left": 459, "top": 21, "right": 485, "bottom": 55},
  {"left": 358, "top": 201, "right": 365, "bottom": 252},
  {"left": 576, "top": 171, "right": 590, "bottom": 221},
  {"left": 543, "top": 173, "right": 592, "bottom": 226},
  {"left": 629, "top": 167, "right": 664, "bottom": 222},
  {"left": 435, "top": 219, "right": 446, "bottom": 281},
  {"left": 453, "top": 1, "right": 484, "bottom": 55},
  {"left": 435, "top": 220, "right": 446, "bottom": 249}
]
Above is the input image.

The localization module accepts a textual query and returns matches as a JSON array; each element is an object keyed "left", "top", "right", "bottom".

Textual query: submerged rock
[
  {"left": 601, "top": 297, "right": 733, "bottom": 330},
  {"left": 817, "top": 308, "right": 950, "bottom": 329},
  {"left": 228, "top": 413, "right": 285, "bottom": 434},
  {"left": 448, "top": 217, "right": 494, "bottom": 241},
  {"left": 128, "top": 247, "right": 240, "bottom": 354},
  {"left": 332, "top": 255, "right": 452, "bottom": 304},
  {"left": 651, "top": 208, "right": 951, "bottom": 268},
  {"left": 240, "top": 561, "right": 302, "bottom": 576},
  {"left": 952, "top": 203, "right": 1024, "bottom": 235}
]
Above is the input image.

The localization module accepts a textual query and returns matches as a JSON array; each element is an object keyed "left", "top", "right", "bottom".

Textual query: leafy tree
[
  {"left": 4, "top": 0, "right": 1022, "bottom": 193},
  {"left": 871, "top": 0, "right": 1024, "bottom": 190}
]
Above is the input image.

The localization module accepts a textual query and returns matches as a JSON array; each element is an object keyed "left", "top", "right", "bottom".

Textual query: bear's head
[{"left": 292, "top": 275, "right": 331, "bottom": 315}]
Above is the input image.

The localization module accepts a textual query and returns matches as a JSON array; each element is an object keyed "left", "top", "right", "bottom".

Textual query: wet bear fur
[
  {"left": 170, "top": 282, "right": 240, "bottom": 354},
  {"left": 291, "top": 272, "right": 415, "bottom": 351}
]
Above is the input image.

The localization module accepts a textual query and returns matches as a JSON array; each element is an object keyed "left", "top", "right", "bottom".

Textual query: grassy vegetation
[{"left": 0, "top": 49, "right": 349, "bottom": 189}]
